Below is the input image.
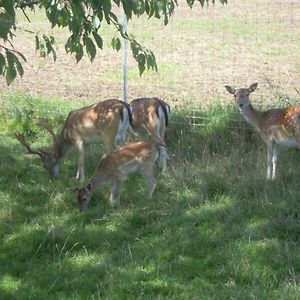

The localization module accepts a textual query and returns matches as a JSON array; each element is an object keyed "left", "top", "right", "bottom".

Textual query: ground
[
  {"left": 2, "top": 2, "right": 300, "bottom": 299},
  {"left": 0, "top": 0, "right": 300, "bottom": 107}
]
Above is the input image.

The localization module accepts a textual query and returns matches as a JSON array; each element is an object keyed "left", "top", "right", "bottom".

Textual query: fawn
[{"left": 73, "top": 140, "right": 169, "bottom": 211}]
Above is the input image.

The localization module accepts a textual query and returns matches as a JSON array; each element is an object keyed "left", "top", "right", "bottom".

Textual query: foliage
[{"left": 0, "top": 0, "right": 227, "bottom": 84}]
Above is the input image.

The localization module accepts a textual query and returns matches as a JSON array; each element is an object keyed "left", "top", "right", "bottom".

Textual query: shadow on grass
[{"left": 1, "top": 107, "right": 300, "bottom": 298}]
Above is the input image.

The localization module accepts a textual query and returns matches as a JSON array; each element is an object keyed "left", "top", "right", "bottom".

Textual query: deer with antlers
[
  {"left": 73, "top": 140, "right": 169, "bottom": 211},
  {"left": 15, "top": 99, "right": 133, "bottom": 181},
  {"left": 130, "top": 97, "right": 170, "bottom": 146},
  {"left": 225, "top": 83, "right": 300, "bottom": 180}
]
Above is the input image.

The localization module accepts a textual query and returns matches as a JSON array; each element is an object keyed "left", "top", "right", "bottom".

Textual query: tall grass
[{"left": 1, "top": 95, "right": 300, "bottom": 299}]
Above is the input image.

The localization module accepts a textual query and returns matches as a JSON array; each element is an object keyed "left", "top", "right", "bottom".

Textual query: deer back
[
  {"left": 131, "top": 97, "right": 170, "bottom": 128},
  {"left": 95, "top": 141, "right": 160, "bottom": 179},
  {"left": 63, "top": 99, "right": 133, "bottom": 149}
]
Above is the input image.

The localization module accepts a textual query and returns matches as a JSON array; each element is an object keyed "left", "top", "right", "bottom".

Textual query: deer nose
[{"left": 239, "top": 103, "right": 244, "bottom": 108}]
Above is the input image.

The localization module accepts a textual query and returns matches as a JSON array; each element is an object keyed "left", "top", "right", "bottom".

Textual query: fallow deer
[
  {"left": 130, "top": 97, "right": 170, "bottom": 146},
  {"left": 15, "top": 99, "right": 133, "bottom": 181},
  {"left": 73, "top": 140, "right": 169, "bottom": 211},
  {"left": 225, "top": 83, "right": 300, "bottom": 180}
]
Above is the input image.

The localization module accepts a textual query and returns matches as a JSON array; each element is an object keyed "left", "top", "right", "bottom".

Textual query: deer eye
[{"left": 82, "top": 197, "right": 87, "bottom": 202}]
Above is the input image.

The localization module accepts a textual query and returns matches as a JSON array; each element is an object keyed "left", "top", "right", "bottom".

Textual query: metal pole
[{"left": 122, "top": 11, "right": 128, "bottom": 103}]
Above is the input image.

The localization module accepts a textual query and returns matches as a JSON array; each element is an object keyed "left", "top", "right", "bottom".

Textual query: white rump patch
[
  {"left": 157, "top": 145, "right": 169, "bottom": 172},
  {"left": 156, "top": 106, "right": 164, "bottom": 137},
  {"left": 115, "top": 107, "right": 130, "bottom": 146}
]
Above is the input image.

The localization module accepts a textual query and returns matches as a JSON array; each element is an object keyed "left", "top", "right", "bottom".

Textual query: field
[
  {"left": 1, "top": 1, "right": 300, "bottom": 299},
  {"left": 0, "top": 0, "right": 300, "bottom": 104}
]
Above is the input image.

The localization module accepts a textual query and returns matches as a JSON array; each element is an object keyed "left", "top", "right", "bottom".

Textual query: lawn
[
  {"left": 1, "top": 0, "right": 300, "bottom": 299},
  {"left": 1, "top": 94, "right": 300, "bottom": 299}
]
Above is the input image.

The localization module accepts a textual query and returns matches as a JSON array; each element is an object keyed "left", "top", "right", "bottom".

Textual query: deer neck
[
  {"left": 50, "top": 132, "right": 71, "bottom": 162},
  {"left": 240, "top": 103, "right": 263, "bottom": 132},
  {"left": 89, "top": 174, "right": 105, "bottom": 192}
]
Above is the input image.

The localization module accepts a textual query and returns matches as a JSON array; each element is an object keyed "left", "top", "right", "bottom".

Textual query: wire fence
[
  {"left": 0, "top": 93, "right": 249, "bottom": 135},
  {"left": 0, "top": 0, "right": 300, "bottom": 134}
]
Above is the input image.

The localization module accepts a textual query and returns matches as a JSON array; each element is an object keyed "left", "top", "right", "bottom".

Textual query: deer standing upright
[
  {"left": 73, "top": 140, "right": 169, "bottom": 211},
  {"left": 15, "top": 99, "right": 133, "bottom": 181},
  {"left": 225, "top": 83, "right": 300, "bottom": 180},
  {"left": 130, "top": 97, "right": 170, "bottom": 146}
]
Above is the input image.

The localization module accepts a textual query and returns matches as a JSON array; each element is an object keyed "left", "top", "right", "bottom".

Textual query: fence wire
[{"left": 0, "top": 0, "right": 299, "bottom": 133}]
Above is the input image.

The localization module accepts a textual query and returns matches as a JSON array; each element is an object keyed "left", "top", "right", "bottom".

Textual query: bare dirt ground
[{"left": 0, "top": 0, "right": 300, "bottom": 107}]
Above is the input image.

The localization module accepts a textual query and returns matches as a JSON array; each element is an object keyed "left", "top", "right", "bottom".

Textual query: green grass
[{"left": 1, "top": 95, "right": 300, "bottom": 299}]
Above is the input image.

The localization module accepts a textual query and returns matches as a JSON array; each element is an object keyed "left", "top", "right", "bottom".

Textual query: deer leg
[
  {"left": 140, "top": 167, "right": 157, "bottom": 198},
  {"left": 109, "top": 180, "right": 122, "bottom": 207},
  {"left": 266, "top": 142, "right": 276, "bottom": 181},
  {"left": 159, "top": 121, "right": 166, "bottom": 142},
  {"left": 147, "top": 123, "right": 165, "bottom": 145},
  {"left": 271, "top": 145, "right": 278, "bottom": 180},
  {"left": 293, "top": 135, "right": 300, "bottom": 150},
  {"left": 158, "top": 110, "right": 166, "bottom": 143},
  {"left": 75, "top": 142, "right": 85, "bottom": 182},
  {"left": 102, "top": 134, "right": 116, "bottom": 152}
]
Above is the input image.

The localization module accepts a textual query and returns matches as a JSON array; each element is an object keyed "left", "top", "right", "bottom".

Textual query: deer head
[
  {"left": 14, "top": 118, "right": 60, "bottom": 177},
  {"left": 73, "top": 182, "right": 93, "bottom": 212},
  {"left": 225, "top": 83, "right": 258, "bottom": 110},
  {"left": 35, "top": 118, "right": 60, "bottom": 176}
]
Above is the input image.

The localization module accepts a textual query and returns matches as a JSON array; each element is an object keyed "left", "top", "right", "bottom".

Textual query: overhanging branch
[{"left": 19, "top": 0, "right": 42, "bottom": 9}]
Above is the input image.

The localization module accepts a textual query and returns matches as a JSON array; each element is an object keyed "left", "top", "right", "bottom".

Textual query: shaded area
[{"left": 1, "top": 104, "right": 300, "bottom": 299}]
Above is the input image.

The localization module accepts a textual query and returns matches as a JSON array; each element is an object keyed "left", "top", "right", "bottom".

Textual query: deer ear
[
  {"left": 225, "top": 85, "right": 236, "bottom": 95},
  {"left": 249, "top": 83, "right": 258, "bottom": 93},
  {"left": 86, "top": 182, "right": 92, "bottom": 192}
]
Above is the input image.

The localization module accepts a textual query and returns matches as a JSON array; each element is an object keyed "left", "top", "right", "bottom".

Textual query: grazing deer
[
  {"left": 73, "top": 140, "right": 169, "bottom": 211},
  {"left": 130, "top": 97, "right": 170, "bottom": 146},
  {"left": 15, "top": 99, "right": 133, "bottom": 181},
  {"left": 225, "top": 83, "right": 300, "bottom": 180}
]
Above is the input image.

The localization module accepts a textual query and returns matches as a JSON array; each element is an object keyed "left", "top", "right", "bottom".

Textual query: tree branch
[
  {"left": 21, "top": 7, "right": 31, "bottom": 22},
  {"left": 0, "top": 44, "right": 27, "bottom": 61},
  {"left": 19, "top": 0, "right": 42, "bottom": 9}
]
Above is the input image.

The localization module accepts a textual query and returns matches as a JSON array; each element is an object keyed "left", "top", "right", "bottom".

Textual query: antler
[
  {"left": 14, "top": 131, "right": 44, "bottom": 157},
  {"left": 37, "top": 118, "right": 57, "bottom": 141}
]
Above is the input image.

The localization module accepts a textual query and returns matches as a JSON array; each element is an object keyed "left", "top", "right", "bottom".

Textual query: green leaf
[
  {"left": 15, "top": 56, "right": 24, "bottom": 77},
  {"left": 146, "top": 52, "right": 157, "bottom": 71},
  {"left": 39, "top": 43, "right": 46, "bottom": 58},
  {"left": 138, "top": 54, "right": 146, "bottom": 76},
  {"left": 43, "top": 34, "right": 57, "bottom": 61},
  {"left": 92, "top": 15, "right": 101, "bottom": 29},
  {"left": 187, "top": 0, "right": 195, "bottom": 8},
  {"left": 83, "top": 36, "right": 96, "bottom": 62},
  {"left": 0, "top": 53, "right": 6, "bottom": 75},
  {"left": 111, "top": 36, "right": 121, "bottom": 51},
  {"left": 92, "top": 31, "right": 103, "bottom": 49},
  {"left": 75, "top": 44, "right": 84, "bottom": 62},
  {"left": 6, "top": 50, "right": 16, "bottom": 66},
  {"left": 5, "top": 64, "right": 17, "bottom": 85},
  {"left": 15, "top": 50, "right": 27, "bottom": 62},
  {"left": 2, "top": 1, "right": 15, "bottom": 16},
  {"left": 35, "top": 35, "right": 40, "bottom": 50}
]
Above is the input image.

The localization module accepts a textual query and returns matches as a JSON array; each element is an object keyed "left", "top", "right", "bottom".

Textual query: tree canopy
[{"left": 0, "top": 0, "right": 227, "bottom": 85}]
